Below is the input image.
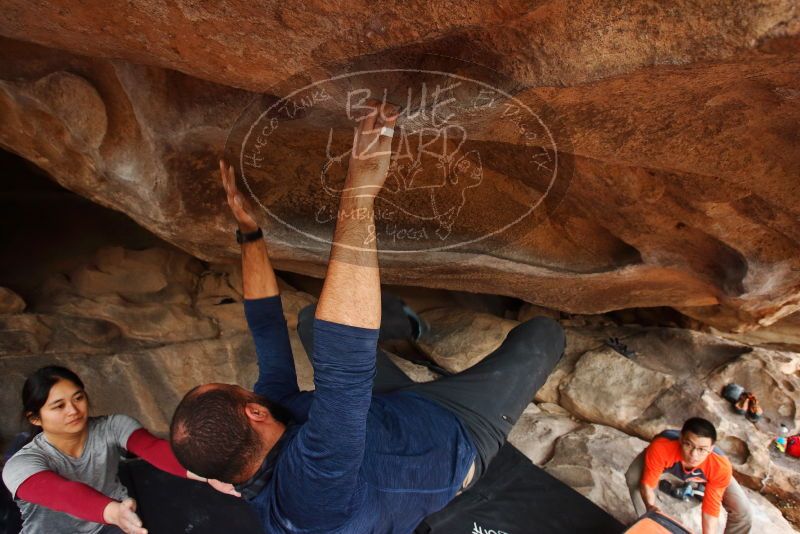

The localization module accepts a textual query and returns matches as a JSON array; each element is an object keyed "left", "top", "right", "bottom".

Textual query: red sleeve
[
  {"left": 640, "top": 439, "right": 670, "bottom": 488},
  {"left": 701, "top": 455, "right": 732, "bottom": 517},
  {"left": 16, "top": 471, "right": 111, "bottom": 524},
  {"left": 126, "top": 428, "right": 187, "bottom": 478}
]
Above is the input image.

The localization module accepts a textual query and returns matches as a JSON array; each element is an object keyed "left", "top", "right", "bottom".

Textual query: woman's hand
[
  {"left": 207, "top": 478, "right": 241, "bottom": 497},
  {"left": 220, "top": 159, "right": 259, "bottom": 232},
  {"left": 187, "top": 470, "right": 241, "bottom": 498},
  {"left": 103, "top": 498, "right": 147, "bottom": 534}
]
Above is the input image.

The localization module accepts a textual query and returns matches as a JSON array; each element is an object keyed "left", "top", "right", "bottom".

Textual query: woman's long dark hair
[{"left": 21, "top": 366, "right": 87, "bottom": 436}]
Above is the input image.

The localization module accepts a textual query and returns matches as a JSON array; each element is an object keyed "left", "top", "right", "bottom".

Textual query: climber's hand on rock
[
  {"left": 220, "top": 159, "right": 258, "bottom": 232},
  {"left": 343, "top": 99, "right": 399, "bottom": 199}
]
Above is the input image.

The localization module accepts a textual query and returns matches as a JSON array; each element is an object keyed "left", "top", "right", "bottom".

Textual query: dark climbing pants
[{"left": 297, "top": 302, "right": 565, "bottom": 482}]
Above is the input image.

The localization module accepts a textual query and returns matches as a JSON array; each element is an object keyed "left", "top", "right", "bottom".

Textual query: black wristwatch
[{"left": 236, "top": 227, "right": 263, "bottom": 244}]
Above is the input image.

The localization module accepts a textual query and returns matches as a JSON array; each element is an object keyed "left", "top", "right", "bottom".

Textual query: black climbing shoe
[
  {"left": 605, "top": 337, "right": 636, "bottom": 358},
  {"left": 378, "top": 292, "right": 428, "bottom": 343}
]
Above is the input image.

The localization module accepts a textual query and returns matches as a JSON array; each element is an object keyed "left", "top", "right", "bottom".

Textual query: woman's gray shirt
[{"left": 2, "top": 415, "right": 141, "bottom": 534}]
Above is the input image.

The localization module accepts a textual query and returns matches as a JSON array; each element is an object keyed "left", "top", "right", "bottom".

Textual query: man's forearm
[
  {"left": 702, "top": 513, "right": 719, "bottom": 534},
  {"left": 241, "top": 238, "right": 280, "bottom": 299},
  {"left": 640, "top": 484, "right": 657, "bottom": 510},
  {"left": 315, "top": 100, "right": 396, "bottom": 329},
  {"left": 315, "top": 195, "right": 380, "bottom": 328}
]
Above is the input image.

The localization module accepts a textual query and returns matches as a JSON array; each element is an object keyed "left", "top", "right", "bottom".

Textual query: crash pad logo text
[{"left": 472, "top": 521, "right": 510, "bottom": 534}]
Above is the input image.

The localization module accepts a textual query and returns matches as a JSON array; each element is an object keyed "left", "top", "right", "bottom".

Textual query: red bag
[
  {"left": 787, "top": 435, "right": 800, "bottom": 458},
  {"left": 625, "top": 510, "right": 693, "bottom": 533}
]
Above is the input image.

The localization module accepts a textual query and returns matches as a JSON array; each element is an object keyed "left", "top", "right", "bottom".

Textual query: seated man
[
  {"left": 170, "top": 101, "right": 565, "bottom": 534},
  {"left": 625, "top": 417, "right": 752, "bottom": 534}
]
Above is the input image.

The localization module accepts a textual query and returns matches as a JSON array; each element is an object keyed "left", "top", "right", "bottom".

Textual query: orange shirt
[{"left": 641, "top": 437, "right": 732, "bottom": 517}]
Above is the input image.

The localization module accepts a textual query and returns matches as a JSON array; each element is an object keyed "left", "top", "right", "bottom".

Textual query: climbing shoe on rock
[
  {"left": 403, "top": 304, "right": 427, "bottom": 342},
  {"left": 746, "top": 394, "right": 762, "bottom": 422},
  {"left": 378, "top": 292, "right": 427, "bottom": 342},
  {"left": 605, "top": 337, "right": 636, "bottom": 359},
  {"left": 733, "top": 392, "right": 750, "bottom": 415}
]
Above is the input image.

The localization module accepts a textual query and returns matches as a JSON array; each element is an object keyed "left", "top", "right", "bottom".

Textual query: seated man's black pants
[{"left": 296, "top": 300, "right": 565, "bottom": 483}]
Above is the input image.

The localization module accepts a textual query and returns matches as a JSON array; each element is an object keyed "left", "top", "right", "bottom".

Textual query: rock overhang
[{"left": 0, "top": 2, "right": 798, "bottom": 331}]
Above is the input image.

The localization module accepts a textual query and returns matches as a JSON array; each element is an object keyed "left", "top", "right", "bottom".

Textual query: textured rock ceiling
[{"left": 0, "top": 1, "right": 798, "bottom": 331}]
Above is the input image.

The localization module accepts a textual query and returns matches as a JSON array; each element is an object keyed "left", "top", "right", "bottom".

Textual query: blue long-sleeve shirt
[{"left": 244, "top": 296, "right": 476, "bottom": 534}]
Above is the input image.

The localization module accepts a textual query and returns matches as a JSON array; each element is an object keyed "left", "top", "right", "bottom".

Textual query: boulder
[
  {"left": 707, "top": 348, "right": 800, "bottom": 430},
  {"left": 49, "top": 295, "right": 219, "bottom": 344},
  {"left": 547, "top": 324, "right": 800, "bottom": 503},
  {"left": 535, "top": 324, "right": 616, "bottom": 404},
  {"left": 706, "top": 347, "right": 800, "bottom": 500},
  {"left": 195, "top": 268, "right": 248, "bottom": 337},
  {"left": 1, "top": 235, "right": 798, "bottom": 529},
  {"left": 541, "top": 423, "right": 796, "bottom": 533},
  {"left": 599, "top": 327, "right": 753, "bottom": 440},
  {"left": 559, "top": 347, "right": 676, "bottom": 430},
  {"left": 416, "top": 307, "right": 518, "bottom": 373},
  {"left": 386, "top": 354, "right": 439, "bottom": 384},
  {"left": 67, "top": 247, "right": 180, "bottom": 297},
  {"left": 0, "top": 287, "right": 25, "bottom": 314},
  {"left": 0, "top": 311, "right": 317, "bottom": 443},
  {"left": 0, "top": 1, "right": 798, "bottom": 331},
  {"left": 0, "top": 313, "right": 129, "bottom": 357},
  {"left": 0, "top": 314, "right": 51, "bottom": 354},
  {"left": 713, "top": 311, "right": 800, "bottom": 352},
  {"left": 507, "top": 403, "right": 584, "bottom": 465},
  {"left": 643, "top": 482, "right": 796, "bottom": 534},
  {"left": 0, "top": 245, "right": 317, "bottom": 443},
  {"left": 517, "top": 302, "right": 561, "bottom": 323},
  {"left": 544, "top": 424, "right": 649, "bottom": 525}
]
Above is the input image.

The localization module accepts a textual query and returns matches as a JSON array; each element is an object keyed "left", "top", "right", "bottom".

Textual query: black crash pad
[
  {"left": 120, "top": 460, "right": 264, "bottom": 534},
  {"left": 126, "top": 442, "right": 625, "bottom": 534},
  {"left": 416, "top": 443, "right": 625, "bottom": 534},
  {"left": 4, "top": 443, "right": 625, "bottom": 534}
]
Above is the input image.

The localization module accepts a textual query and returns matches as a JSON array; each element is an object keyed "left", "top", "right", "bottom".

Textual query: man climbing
[
  {"left": 625, "top": 417, "right": 752, "bottom": 534},
  {"left": 169, "top": 100, "right": 565, "bottom": 533}
]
